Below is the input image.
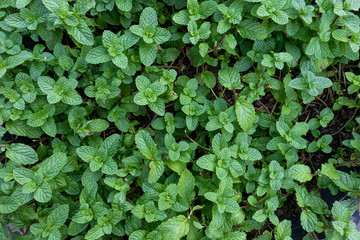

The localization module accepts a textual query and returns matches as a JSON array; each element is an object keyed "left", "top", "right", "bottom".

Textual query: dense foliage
[{"left": 1, "top": 0, "right": 360, "bottom": 239}]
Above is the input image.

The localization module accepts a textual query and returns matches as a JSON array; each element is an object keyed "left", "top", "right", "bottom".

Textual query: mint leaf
[
  {"left": 289, "top": 164, "right": 313, "bottom": 182},
  {"left": 235, "top": 99, "right": 255, "bottom": 132},
  {"left": 135, "top": 130, "right": 157, "bottom": 159},
  {"left": 157, "top": 215, "right": 190, "bottom": 240},
  {"left": 6, "top": 143, "right": 38, "bottom": 165},
  {"left": 177, "top": 169, "right": 195, "bottom": 203}
]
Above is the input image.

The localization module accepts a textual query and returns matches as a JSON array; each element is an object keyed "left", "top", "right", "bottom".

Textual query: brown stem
[
  {"left": 157, "top": 65, "right": 181, "bottom": 70},
  {"left": 233, "top": 88, "right": 238, "bottom": 101},
  {"left": 215, "top": 33, "right": 227, "bottom": 51},
  {"left": 185, "top": 130, "right": 209, "bottom": 151},
  {"left": 75, "top": 69, "right": 90, "bottom": 81},
  {"left": 331, "top": 107, "right": 359, "bottom": 136},
  {"left": 257, "top": 100, "right": 271, "bottom": 115}
]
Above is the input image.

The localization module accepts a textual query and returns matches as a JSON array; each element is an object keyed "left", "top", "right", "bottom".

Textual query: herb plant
[{"left": 1, "top": 1, "right": 360, "bottom": 240}]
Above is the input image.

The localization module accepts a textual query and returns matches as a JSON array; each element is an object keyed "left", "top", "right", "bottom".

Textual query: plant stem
[{"left": 184, "top": 130, "right": 209, "bottom": 151}]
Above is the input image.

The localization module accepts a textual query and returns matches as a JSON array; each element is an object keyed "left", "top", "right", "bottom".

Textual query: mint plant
[
  {"left": 130, "top": 7, "right": 171, "bottom": 66},
  {"left": 76, "top": 134, "right": 121, "bottom": 174},
  {"left": 134, "top": 75, "right": 167, "bottom": 116},
  {"left": 289, "top": 69, "right": 333, "bottom": 104},
  {"left": 172, "top": 0, "right": 217, "bottom": 25},
  {"left": 86, "top": 30, "right": 139, "bottom": 69},
  {"left": 1, "top": 1, "right": 360, "bottom": 239},
  {"left": 197, "top": 134, "right": 244, "bottom": 180},
  {"left": 38, "top": 76, "right": 82, "bottom": 105},
  {"left": 308, "top": 134, "right": 333, "bottom": 153}
]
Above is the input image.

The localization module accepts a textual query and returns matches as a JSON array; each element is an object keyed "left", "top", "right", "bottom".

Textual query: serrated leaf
[
  {"left": 218, "top": 67, "right": 242, "bottom": 90},
  {"left": 235, "top": 99, "right": 255, "bottom": 132},
  {"left": 47, "top": 204, "right": 69, "bottom": 228},
  {"left": 0, "top": 196, "right": 20, "bottom": 214},
  {"left": 86, "top": 46, "right": 111, "bottom": 64},
  {"left": 67, "top": 21, "right": 94, "bottom": 46},
  {"left": 157, "top": 215, "right": 190, "bottom": 240},
  {"left": 149, "top": 160, "right": 164, "bottom": 183},
  {"left": 238, "top": 19, "right": 268, "bottom": 40},
  {"left": 300, "top": 210, "right": 318, "bottom": 232},
  {"left": 34, "top": 181, "right": 52, "bottom": 203},
  {"left": 178, "top": 169, "right": 195, "bottom": 203},
  {"left": 115, "top": 0, "right": 132, "bottom": 12},
  {"left": 289, "top": 164, "right": 313, "bottom": 182},
  {"left": 140, "top": 43, "right": 157, "bottom": 66},
  {"left": 6, "top": 143, "right": 38, "bottom": 165},
  {"left": 320, "top": 163, "right": 341, "bottom": 180},
  {"left": 140, "top": 7, "right": 158, "bottom": 27},
  {"left": 135, "top": 130, "right": 157, "bottom": 159}
]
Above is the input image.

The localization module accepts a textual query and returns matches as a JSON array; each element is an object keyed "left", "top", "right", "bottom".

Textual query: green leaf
[
  {"left": 34, "top": 181, "right": 52, "bottom": 203},
  {"left": 30, "top": 223, "right": 46, "bottom": 236},
  {"left": 140, "top": 7, "right": 158, "bottom": 27},
  {"left": 218, "top": 67, "right": 242, "bottom": 90},
  {"left": 149, "top": 160, "right": 164, "bottom": 183},
  {"left": 42, "top": 0, "right": 68, "bottom": 15},
  {"left": 86, "top": 46, "right": 111, "bottom": 64},
  {"left": 5, "top": 51, "right": 32, "bottom": 68},
  {"left": 134, "top": 92, "right": 148, "bottom": 105},
  {"left": 38, "top": 76, "right": 55, "bottom": 94},
  {"left": 112, "top": 54, "right": 128, "bottom": 69},
  {"left": 342, "top": 15, "right": 360, "bottom": 33},
  {"left": 177, "top": 169, "right": 195, "bottom": 203},
  {"left": 154, "top": 28, "right": 171, "bottom": 44},
  {"left": 253, "top": 209, "right": 267, "bottom": 222},
  {"left": 6, "top": 120, "right": 43, "bottom": 138},
  {"left": 271, "top": 10, "right": 289, "bottom": 25},
  {"left": 87, "top": 119, "right": 109, "bottom": 132},
  {"left": 5, "top": 13, "right": 28, "bottom": 28},
  {"left": 16, "top": 0, "right": 31, "bottom": 8},
  {"left": 77, "top": 146, "right": 97, "bottom": 162},
  {"left": 47, "top": 204, "right": 69, "bottom": 228},
  {"left": 62, "top": 90, "right": 83, "bottom": 105},
  {"left": 320, "top": 163, "right": 341, "bottom": 180},
  {"left": 67, "top": 21, "right": 94, "bottom": 46},
  {"left": 41, "top": 152, "right": 67, "bottom": 179},
  {"left": 289, "top": 164, "right": 313, "bottom": 182},
  {"left": 200, "top": 71, "right": 216, "bottom": 88},
  {"left": 199, "top": 1, "right": 217, "bottom": 19},
  {"left": 173, "top": 10, "right": 190, "bottom": 25},
  {"left": 140, "top": 43, "right": 157, "bottom": 66},
  {"left": 332, "top": 200, "right": 357, "bottom": 221},
  {"left": 157, "top": 215, "right": 190, "bottom": 240},
  {"left": 238, "top": 19, "right": 268, "bottom": 40},
  {"left": 100, "top": 134, "right": 121, "bottom": 156},
  {"left": 135, "top": 130, "right": 158, "bottom": 159},
  {"left": 0, "top": 196, "right": 20, "bottom": 214},
  {"left": 115, "top": 0, "right": 132, "bottom": 12},
  {"left": 223, "top": 231, "right": 247, "bottom": 240},
  {"left": 148, "top": 99, "right": 166, "bottom": 116},
  {"left": 129, "top": 230, "right": 147, "bottom": 240},
  {"left": 186, "top": 116, "right": 198, "bottom": 131},
  {"left": 197, "top": 154, "right": 216, "bottom": 171},
  {"left": 13, "top": 168, "right": 34, "bottom": 185},
  {"left": 85, "top": 225, "right": 104, "bottom": 240},
  {"left": 235, "top": 99, "right": 255, "bottom": 132},
  {"left": 275, "top": 220, "right": 292, "bottom": 239},
  {"left": 6, "top": 143, "right": 38, "bottom": 165},
  {"left": 300, "top": 210, "right": 318, "bottom": 232}
]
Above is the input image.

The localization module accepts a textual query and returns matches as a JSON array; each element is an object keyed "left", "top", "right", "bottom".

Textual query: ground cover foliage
[{"left": 0, "top": 0, "right": 360, "bottom": 239}]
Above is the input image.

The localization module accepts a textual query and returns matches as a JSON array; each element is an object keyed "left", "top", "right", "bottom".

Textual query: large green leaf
[
  {"left": 6, "top": 143, "right": 38, "bottom": 165},
  {"left": 235, "top": 99, "right": 255, "bottom": 132},
  {"left": 177, "top": 169, "right": 195, "bottom": 202},
  {"left": 135, "top": 130, "right": 158, "bottom": 159},
  {"left": 157, "top": 215, "right": 190, "bottom": 240}
]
